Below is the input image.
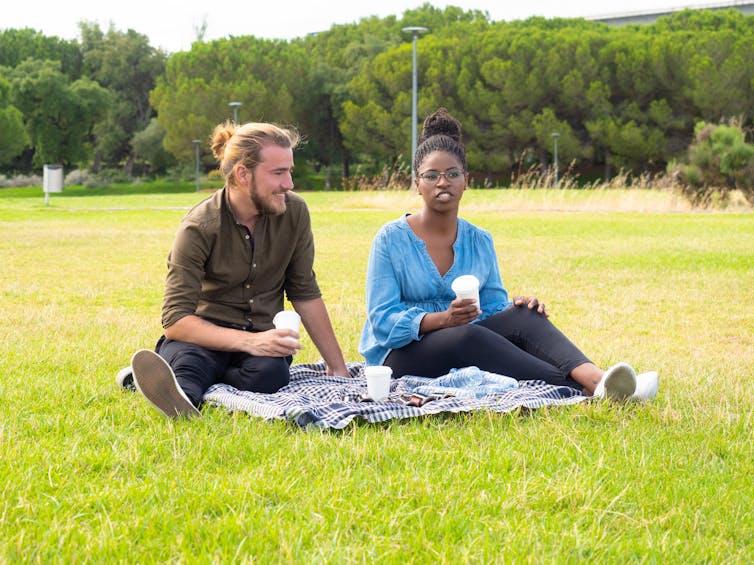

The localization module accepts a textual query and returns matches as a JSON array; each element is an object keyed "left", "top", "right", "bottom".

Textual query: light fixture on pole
[
  {"left": 228, "top": 101, "right": 242, "bottom": 124},
  {"left": 192, "top": 139, "right": 201, "bottom": 192},
  {"left": 551, "top": 132, "right": 560, "bottom": 188},
  {"left": 401, "top": 26, "right": 429, "bottom": 182}
]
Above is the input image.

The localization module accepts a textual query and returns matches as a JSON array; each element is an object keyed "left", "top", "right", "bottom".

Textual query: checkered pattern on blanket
[{"left": 203, "top": 362, "right": 588, "bottom": 429}]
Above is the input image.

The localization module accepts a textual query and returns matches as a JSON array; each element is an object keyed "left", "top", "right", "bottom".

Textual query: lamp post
[
  {"left": 402, "top": 26, "right": 429, "bottom": 182},
  {"left": 192, "top": 139, "right": 201, "bottom": 192},
  {"left": 228, "top": 101, "right": 242, "bottom": 124},
  {"left": 551, "top": 132, "right": 560, "bottom": 188}
]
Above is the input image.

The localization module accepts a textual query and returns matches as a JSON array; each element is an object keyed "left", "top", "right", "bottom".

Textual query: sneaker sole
[
  {"left": 116, "top": 366, "right": 135, "bottom": 391},
  {"left": 603, "top": 363, "right": 636, "bottom": 401},
  {"left": 131, "top": 349, "right": 200, "bottom": 418}
]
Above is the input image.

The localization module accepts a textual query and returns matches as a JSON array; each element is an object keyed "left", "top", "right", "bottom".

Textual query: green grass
[{"left": 1, "top": 185, "right": 753, "bottom": 562}]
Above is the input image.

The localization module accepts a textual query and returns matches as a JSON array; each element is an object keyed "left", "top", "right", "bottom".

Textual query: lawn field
[{"left": 1, "top": 185, "right": 753, "bottom": 562}]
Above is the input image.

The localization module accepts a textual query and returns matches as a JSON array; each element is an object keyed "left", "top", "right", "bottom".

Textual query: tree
[
  {"left": 532, "top": 108, "right": 584, "bottom": 168},
  {"left": 150, "top": 36, "right": 305, "bottom": 162},
  {"left": 298, "top": 4, "right": 490, "bottom": 179},
  {"left": 0, "top": 28, "right": 82, "bottom": 78},
  {"left": 688, "top": 32, "right": 754, "bottom": 122},
  {"left": 0, "top": 75, "right": 29, "bottom": 168},
  {"left": 78, "top": 23, "right": 166, "bottom": 171},
  {"left": 131, "top": 118, "right": 176, "bottom": 174},
  {"left": 9, "top": 59, "right": 108, "bottom": 167},
  {"left": 0, "top": 105, "right": 28, "bottom": 167},
  {"left": 340, "top": 44, "right": 414, "bottom": 174}
]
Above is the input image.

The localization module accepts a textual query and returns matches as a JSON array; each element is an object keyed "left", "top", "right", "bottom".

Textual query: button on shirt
[
  {"left": 161, "top": 187, "right": 321, "bottom": 331},
  {"left": 358, "top": 215, "right": 511, "bottom": 366}
]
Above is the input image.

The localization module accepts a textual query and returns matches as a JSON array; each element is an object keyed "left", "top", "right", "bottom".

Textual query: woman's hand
[
  {"left": 444, "top": 297, "right": 481, "bottom": 327},
  {"left": 418, "top": 298, "right": 481, "bottom": 334},
  {"left": 513, "top": 296, "right": 549, "bottom": 317}
]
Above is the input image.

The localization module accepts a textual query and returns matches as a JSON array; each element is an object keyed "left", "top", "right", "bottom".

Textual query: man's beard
[{"left": 250, "top": 179, "right": 286, "bottom": 216}]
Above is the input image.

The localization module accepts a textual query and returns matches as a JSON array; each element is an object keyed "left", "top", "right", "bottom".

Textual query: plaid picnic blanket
[{"left": 203, "top": 362, "right": 588, "bottom": 430}]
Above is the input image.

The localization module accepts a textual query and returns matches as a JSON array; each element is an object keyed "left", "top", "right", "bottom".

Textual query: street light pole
[
  {"left": 551, "top": 132, "right": 560, "bottom": 188},
  {"left": 228, "top": 101, "right": 242, "bottom": 124},
  {"left": 192, "top": 139, "right": 201, "bottom": 192},
  {"left": 402, "top": 26, "right": 429, "bottom": 182}
]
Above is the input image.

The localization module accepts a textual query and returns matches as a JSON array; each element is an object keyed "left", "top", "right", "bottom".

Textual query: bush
[
  {"left": 163, "top": 162, "right": 197, "bottom": 183},
  {"left": 0, "top": 173, "right": 42, "bottom": 188},
  {"left": 673, "top": 119, "right": 754, "bottom": 206},
  {"left": 94, "top": 168, "right": 132, "bottom": 185},
  {"left": 64, "top": 168, "right": 99, "bottom": 187},
  {"left": 339, "top": 161, "right": 412, "bottom": 191}
]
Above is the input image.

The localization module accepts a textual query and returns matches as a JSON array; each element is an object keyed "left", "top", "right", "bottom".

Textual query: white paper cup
[
  {"left": 273, "top": 310, "right": 301, "bottom": 332},
  {"left": 365, "top": 365, "right": 392, "bottom": 401},
  {"left": 451, "top": 274, "right": 480, "bottom": 307}
]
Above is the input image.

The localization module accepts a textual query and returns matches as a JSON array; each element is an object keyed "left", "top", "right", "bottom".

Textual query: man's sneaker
[
  {"left": 116, "top": 366, "right": 135, "bottom": 391},
  {"left": 131, "top": 349, "right": 200, "bottom": 419},
  {"left": 593, "top": 362, "right": 636, "bottom": 401},
  {"left": 630, "top": 371, "right": 659, "bottom": 402}
]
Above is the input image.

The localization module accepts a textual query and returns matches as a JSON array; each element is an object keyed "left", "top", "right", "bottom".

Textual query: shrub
[
  {"left": 64, "top": 168, "right": 99, "bottom": 187},
  {"left": 673, "top": 119, "right": 754, "bottom": 206},
  {"left": 0, "top": 173, "right": 42, "bottom": 188},
  {"left": 163, "top": 163, "right": 196, "bottom": 183},
  {"left": 340, "top": 161, "right": 411, "bottom": 191}
]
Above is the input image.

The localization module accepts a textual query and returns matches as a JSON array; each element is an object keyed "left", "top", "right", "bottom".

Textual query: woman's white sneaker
[
  {"left": 594, "top": 362, "right": 637, "bottom": 401},
  {"left": 630, "top": 371, "right": 659, "bottom": 402}
]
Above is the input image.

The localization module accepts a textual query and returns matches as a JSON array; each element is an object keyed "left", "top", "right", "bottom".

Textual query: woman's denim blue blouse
[{"left": 359, "top": 215, "right": 511, "bottom": 366}]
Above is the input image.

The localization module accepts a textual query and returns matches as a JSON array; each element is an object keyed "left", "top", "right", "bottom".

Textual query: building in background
[{"left": 588, "top": 1, "right": 754, "bottom": 25}]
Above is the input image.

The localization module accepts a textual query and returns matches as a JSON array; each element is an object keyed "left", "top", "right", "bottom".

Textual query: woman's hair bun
[{"left": 419, "top": 107, "right": 462, "bottom": 144}]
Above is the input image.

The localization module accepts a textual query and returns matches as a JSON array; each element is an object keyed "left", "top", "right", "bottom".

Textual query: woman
[{"left": 358, "top": 108, "right": 657, "bottom": 400}]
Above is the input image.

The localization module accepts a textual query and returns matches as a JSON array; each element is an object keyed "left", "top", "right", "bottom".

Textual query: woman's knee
[{"left": 492, "top": 305, "right": 552, "bottom": 331}]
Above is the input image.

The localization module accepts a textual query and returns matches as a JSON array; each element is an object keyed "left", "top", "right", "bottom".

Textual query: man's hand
[
  {"left": 325, "top": 362, "right": 350, "bottom": 378},
  {"left": 240, "top": 329, "right": 301, "bottom": 357},
  {"left": 164, "top": 315, "right": 302, "bottom": 356},
  {"left": 291, "top": 297, "right": 348, "bottom": 377}
]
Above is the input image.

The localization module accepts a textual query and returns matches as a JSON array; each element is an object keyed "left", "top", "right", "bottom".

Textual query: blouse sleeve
[
  {"left": 477, "top": 231, "right": 511, "bottom": 320},
  {"left": 365, "top": 228, "right": 427, "bottom": 350}
]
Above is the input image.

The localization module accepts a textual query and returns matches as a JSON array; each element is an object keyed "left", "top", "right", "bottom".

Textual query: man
[{"left": 130, "top": 120, "right": 348, "bottom": 418}]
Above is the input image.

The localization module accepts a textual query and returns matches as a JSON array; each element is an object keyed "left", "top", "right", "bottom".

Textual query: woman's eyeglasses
[{"left": 417, "top": 169, "right": 465, "bottom": 184}]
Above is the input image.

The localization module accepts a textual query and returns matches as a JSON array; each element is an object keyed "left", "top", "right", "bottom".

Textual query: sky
[{"left": 2, "top": 0, "right": 727, "bottom": 53}]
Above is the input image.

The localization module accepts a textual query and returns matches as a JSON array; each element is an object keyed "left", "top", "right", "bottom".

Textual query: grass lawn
[{"left": 1, "top": 184, "right": 753, "bottom": 562}]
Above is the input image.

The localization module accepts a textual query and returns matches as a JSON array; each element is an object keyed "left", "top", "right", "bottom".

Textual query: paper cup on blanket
[
  {"left": 365, "top": 365, "right": 392, "bottom": 401},
  {"left": 451, "top": 275, "right": 480, "bottom": 307}
]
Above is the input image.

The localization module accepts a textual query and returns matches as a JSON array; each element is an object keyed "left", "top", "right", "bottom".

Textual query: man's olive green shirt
[{"left": 161, "top": 187, "right": 321, "bottom": 332}]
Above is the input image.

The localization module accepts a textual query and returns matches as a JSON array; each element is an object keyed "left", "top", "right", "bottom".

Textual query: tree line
[{"left": 1, "top": 4, "right": 753, "bottom": 185}]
